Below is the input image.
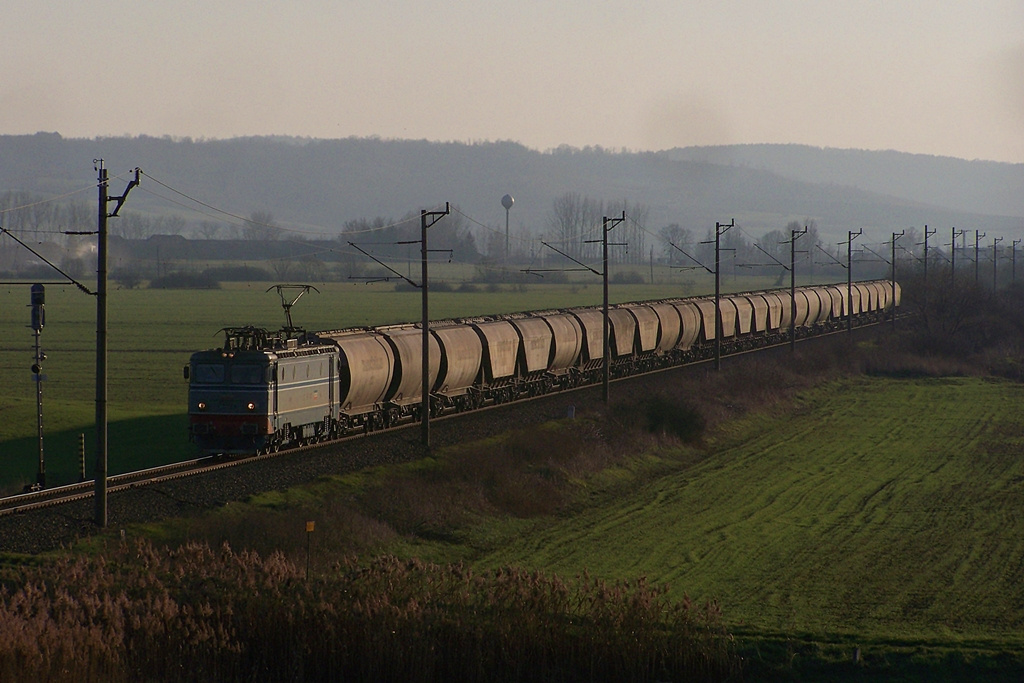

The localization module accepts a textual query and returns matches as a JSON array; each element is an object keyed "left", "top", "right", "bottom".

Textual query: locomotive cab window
[
  {"left": 193, "top": 364, "right": 226, "bottom": 384},
  {"left": 230, "top": 364, "right": 265, "bottom": 385}
]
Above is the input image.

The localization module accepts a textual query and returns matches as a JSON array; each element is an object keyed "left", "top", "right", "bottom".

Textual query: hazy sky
[{"left": 3, "top": 1, "right": 1022, "bottom": 163}]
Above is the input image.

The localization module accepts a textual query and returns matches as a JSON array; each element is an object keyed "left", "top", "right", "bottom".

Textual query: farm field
[
  {"left": 0, "top": 273, "right": 793, "bottom": 490},
  {"left": 462, "top": 375, "right": 1024, "bottom": 652}
]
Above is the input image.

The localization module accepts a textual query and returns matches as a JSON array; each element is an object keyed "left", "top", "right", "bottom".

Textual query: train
[{"left": 185, "top": 280, "right": 900, "bottom": 455}]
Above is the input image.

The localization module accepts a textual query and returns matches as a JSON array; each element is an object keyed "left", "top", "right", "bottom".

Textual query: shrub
[
  {"left": 395, "top": 280, "right": 453, "bottom": 292},
  {"left": 643, "top": 394, "right": 706, "bottom": 442},
  {"left": 611, "top": 270, "right": 645, "bottom": 285},
  {"left": 148, "top": 271, "right": 220, "bottom": 289},
  {"left": 110, "top": 267, "right": 142, "bottom": 289},
  {"left": 201, "top": 265, "right": 274, "bottom": 281}
]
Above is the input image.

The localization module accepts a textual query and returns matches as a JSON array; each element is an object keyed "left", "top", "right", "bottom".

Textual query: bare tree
[
  {"left": 157, "top": 215, "right": 187, "bottom": 236},
  {"left": 605, "top": 199, "right": 648, "bottom": 265},
  {"left": 484, "top": 226, "right": 506, "bottom": 260},
  {"left": 902, "top": 226, "right": 921, "bottom": 262},
  {"left": 298, "top": 255, "right": 326, "bottom": 281},
  {"left": 194, "top": 221, "right": 224, "bottom": 239},
  {"left": 114, "top": 211, "right": 150, "bottom": 240},
  {"left": 548, "top": 193, "right": 603, "bottom": 260},
  {"left": 803, "top": 220, "right": 821, "bottom": 277},
  {"left": 657, "top": 224, "right": 692, "bottom": 266},
  {"left": 756, "top": 229, "right": 788, "bottom": 263},
  {"left": 426, "top": 206, "right": 479, "bottom": 260},
  {"left": 243, "top": 210, "right": 283, "bottom": 241},
  {"left": 269, "top": 258, "right": 297, "bottom": 279},
  {"left": 63, "top": 201, "right": 92, "bottom": 235}
]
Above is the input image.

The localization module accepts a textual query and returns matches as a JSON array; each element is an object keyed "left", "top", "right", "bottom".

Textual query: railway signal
[{"left": 30, "top": 284, "right": 46, "bottom": 489}]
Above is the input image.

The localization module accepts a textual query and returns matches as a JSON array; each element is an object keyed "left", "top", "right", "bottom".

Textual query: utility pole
[
  {"left": 993, "top": 237, "right": 1003, "bottom": 290},
  {"left": 951, "top": 228, "right": 964, "bottom": 289},
  {"left": 95, "top": 162, "right": 139, "bottom": 527},
  {"left": 420, "top": 203, "right": 450, "bottom": 449},
  {"left": 95, "top": 163, "right": 109, "bottom": 527},
  {"left": 891, "top": 231, "right": 904, "bottom": 331},
  {"left": 845, "top": 230, "right": 862, "bottom": 335},
  {"left": 534, "top": 219, "right": 625, "bottom": 403},
  {"left": 348, "top": 202, "right": 449, "bottom": 449},
  {"left": 974, "top": 229, "right": 986, "bottom": 285},
  {"left": 787, "top": 225, "right": 807, "bottom": 351},
  {"left": 922, "top": 226, "right": 935, "bottom": 313},
  {"left": 600, "top": 212, "right": 626, "bottom": 403},
  {"left": 714, "top": 220, "right": 734, "bottom": 370},
  {"left": 1014, "top": 239, "right": 1021, "bottom": 284},
  {"left": 922, "top": 225, "right": 934, "bottom": 287}
]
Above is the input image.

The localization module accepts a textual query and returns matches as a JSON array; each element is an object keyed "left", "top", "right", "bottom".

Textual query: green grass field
[
  {"left": 1, "top": 273, "right": 793, "bottom": 490},
  {"left": 466, "top": 376, "right": 1024, "bottom": 650}
]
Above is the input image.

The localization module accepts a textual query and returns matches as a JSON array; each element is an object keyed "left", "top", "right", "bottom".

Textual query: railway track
[
  {"left": 0, "top": 459, "right": 211, "bottom": 517},
  {"left": 0, "top": 316, "right": 896, "bottom": 520},
  {"left": 0, "top": 411, "right": 440, "bottom": 518}
]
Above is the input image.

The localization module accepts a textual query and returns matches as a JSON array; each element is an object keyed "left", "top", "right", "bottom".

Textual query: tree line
[{"left": 3, "top": 188, "right": 948, "bottom": 285}]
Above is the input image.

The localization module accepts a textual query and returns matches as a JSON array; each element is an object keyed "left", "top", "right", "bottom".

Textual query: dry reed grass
[{"left": 0, "top": 539, "right": 740, "bottom": 682}]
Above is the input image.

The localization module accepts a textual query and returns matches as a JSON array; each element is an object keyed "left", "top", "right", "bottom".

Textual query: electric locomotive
[{"left": 185, "top": 326, "right": 337, "bottom": 455}]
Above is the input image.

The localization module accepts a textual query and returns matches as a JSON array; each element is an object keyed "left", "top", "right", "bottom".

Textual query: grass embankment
[
  {"left": 115, "top": 340, "right": 1024, "bottom": 679},
  {"left": 4, "top": 362, "right": 1024, "bottom": 679},
  {"left": 482, "top": 378, "right": 1024, "bottom": 649}
]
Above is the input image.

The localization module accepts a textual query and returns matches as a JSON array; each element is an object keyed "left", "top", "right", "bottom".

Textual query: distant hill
[
  {"left": 660, "top": 144, "right": 1024, "bottom": 220},
  {"left": 0, "top": 133, "right": 1020, "bottom": 250}
]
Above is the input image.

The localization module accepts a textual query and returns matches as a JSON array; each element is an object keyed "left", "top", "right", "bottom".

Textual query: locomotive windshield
[
  {"left": 193, "top": 363, "right": 226, "bottom": 384},
  {"left": 191, "top": 362, "right": 267, "bottom": 385},
  {"left": 230, "top": 364, "right": 266, "bottom": 385}
]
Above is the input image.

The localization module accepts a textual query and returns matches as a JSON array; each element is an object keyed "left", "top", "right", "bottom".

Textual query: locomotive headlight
[
  {"left": 197, "top": 402, "right": 207, "bottom": 411},
  {"left": 247, "top": 402, "right": 256, "bottom": 411}
]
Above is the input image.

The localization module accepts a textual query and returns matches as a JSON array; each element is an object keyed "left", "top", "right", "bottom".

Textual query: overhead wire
[
  {"left": 0, "top": 225, "right": 93, "bottom": 293},
  {"left": 455, "top": 203, "right": 610, "bottom": 254},
  {"left": 0, "top": 168, "right": 137, "bottom": 219},
  {"left": 128, "top": 171, "right": 459, "bottom": 280},
  {"left": 141, "top": 169, "right": 453, "bottom": 239}
]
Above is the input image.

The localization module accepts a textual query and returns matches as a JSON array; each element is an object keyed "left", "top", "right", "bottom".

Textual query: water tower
[{"left": 501, "top": 193, "right": 514, "bottom": 261}]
